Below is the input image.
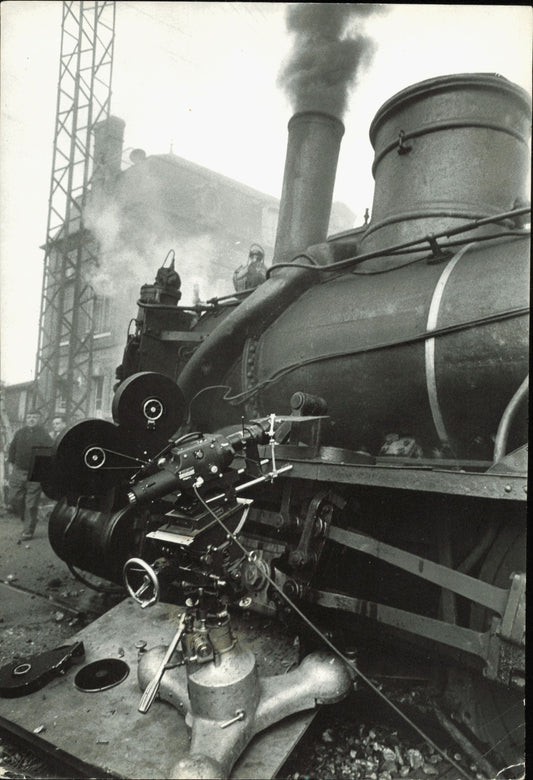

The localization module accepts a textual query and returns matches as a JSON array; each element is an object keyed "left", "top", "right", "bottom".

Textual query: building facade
[{"left": 6, "top": 118, "right": 355, "bottom": 428}]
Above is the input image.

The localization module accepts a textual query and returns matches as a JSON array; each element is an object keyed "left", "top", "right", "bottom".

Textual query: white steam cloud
[{"left": 84, "top": 191, "right": 234, "bottom": 311}]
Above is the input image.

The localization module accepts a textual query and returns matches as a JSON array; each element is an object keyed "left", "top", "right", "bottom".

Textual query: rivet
[{"left": 504, "top": 484, "right": 512, "bottom": 493}]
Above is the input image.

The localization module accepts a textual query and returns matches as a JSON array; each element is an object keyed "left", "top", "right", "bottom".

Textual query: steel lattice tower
[{"left": 34, "top": 1, "right": 116, "bottom": 422}]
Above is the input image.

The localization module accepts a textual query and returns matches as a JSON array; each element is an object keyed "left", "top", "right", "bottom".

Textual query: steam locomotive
[{"left": 41, "top": 74, "right": 528, "bottom": 776}]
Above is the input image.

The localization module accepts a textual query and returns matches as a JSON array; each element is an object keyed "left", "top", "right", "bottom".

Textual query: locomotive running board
[
  {"left": 247, "top": 446, "right": 527, "bottom": 501},
  {"left": 0, "top": 596, "right": 314, "bottom": 779}
]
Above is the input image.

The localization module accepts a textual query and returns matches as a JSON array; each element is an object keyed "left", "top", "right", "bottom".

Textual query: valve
[{"left": 123, "top": 557, "right": 160, "bottom": 608}]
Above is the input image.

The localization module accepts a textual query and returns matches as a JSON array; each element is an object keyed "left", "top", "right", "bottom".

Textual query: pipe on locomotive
[
  {"left": 177, "top": 111, "right": 345, "bottom": 402},
  {"left": 272, "top": 112, "right": 344, "bottom": 263}
]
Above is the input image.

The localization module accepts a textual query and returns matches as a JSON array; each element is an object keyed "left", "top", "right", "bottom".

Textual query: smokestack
[
  {"left": 177, "top": 5, "right": 382, "bottom": 406},
  {"left": 273, "top": 112, "right": 344, "bottom": 264},
  {"left": 278, "top": 4, "right": 379, "bottom": 117},
  {"left": 272, "top": 4, "right": 381, "bottom": 262}
]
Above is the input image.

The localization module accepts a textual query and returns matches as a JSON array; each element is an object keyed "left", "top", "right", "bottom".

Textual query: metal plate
[
  {"left": 74, "top": 659, "right": 130, "bottom": 692},
  {"left": 0, "top": 598, "right": 314, "bottom": 779}
]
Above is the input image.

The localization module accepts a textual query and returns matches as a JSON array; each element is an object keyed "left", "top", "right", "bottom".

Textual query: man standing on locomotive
[
  {"left": 233, "top": 244, "right": 267, "bottom": 292},
  {"left": 7, "top": 410, "right": 52, "bottom": 540}
]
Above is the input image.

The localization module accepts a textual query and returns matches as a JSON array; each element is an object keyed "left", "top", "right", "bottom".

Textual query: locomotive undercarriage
[{"left": 232, "top": 443, "right": 526, "bottom": 766}]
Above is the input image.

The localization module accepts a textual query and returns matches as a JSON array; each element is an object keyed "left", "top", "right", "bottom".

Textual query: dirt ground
[
  {"left": 0, "top": 500, "right": 124, "bottom": 779},
  {"left": 0, "top": 502, "right": 122, "bottom": 667}
]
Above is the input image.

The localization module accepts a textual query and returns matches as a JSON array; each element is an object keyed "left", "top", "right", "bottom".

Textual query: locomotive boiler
[{"left": 43, "top": 73, "right": 528, "bottom": 777}]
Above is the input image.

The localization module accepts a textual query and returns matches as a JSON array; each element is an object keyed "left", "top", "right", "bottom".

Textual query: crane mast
[{"left": 34, "top": 1, "right": 116, "bottom": 421}]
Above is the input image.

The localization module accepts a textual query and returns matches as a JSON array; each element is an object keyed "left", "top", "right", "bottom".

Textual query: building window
[
  {"left": 94, "top": 296, "right": 112, "bottom": 335},
  {"left": 17, "top": 390, "right": 27, "bottom": 421},
  {"left": 92, "top": 375, "right": 105, "bottom": 418}
]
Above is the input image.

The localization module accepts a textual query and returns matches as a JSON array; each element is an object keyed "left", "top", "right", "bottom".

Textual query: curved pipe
[
  {"left": 493, "top": 375, "right": 528, "bottom": 462},
  {"left": 177, "top": 261, "right": 321, "bottom": 400},
  {"left": 178, "top": 111, "right": 345, "bottom": 402}
]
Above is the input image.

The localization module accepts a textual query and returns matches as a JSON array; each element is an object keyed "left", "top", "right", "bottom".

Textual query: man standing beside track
[
  {"left": 50, "top": 415, "right": 67, "bottom": 442},
  {"left": 7, "top": 410, "right": 52, "bottom": 541}
]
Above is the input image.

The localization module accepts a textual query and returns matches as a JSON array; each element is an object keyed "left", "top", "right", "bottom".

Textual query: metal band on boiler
[{"left": 425, "top": 243, "right": 478, "bottom": 449}]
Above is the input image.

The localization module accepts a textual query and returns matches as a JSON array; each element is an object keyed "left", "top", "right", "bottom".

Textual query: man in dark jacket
[
  {"left": 50, "top": 415, "right": 67, "bottom": 442},
  {"left": 8, "top": 410, "right": 52, "bottom": 540},
  {"left": 233, "top": 244, "right": 267, "bottom": 292}
]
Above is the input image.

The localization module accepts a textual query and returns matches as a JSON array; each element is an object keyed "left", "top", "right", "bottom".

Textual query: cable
[
  {"left": 266, "top": 228, "right": 530, "bottom": 280},
  {"left": 481, "top": 722, "right": 526, "bottom": 763},
  {"left": 98, "top": 447, "right": 149, "bottom": 465},
  {"left": 67, "top": 563, "right": 125, "bottom": 595},
  {"left": 350, "top": 256, "right": 427, "bottom": 276},
  {"left": 192, "top": 483, "right": 475, "bottom": 780},
  {"left": 185, "top": 384, "right": 234, "bottom": 424},
  {"left": 495, "top": 762, "right": 525, "bottom": 780},
  {"left": 189, "top": 305, "right": 528, "bottom": 409},
  {"left": 265, "top": 253, "right": 321, "bottom": 279}
]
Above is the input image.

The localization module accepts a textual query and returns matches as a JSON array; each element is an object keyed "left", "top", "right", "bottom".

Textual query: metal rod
[
  {"left": 234, "top": 464, "right": 293, "bottom": 492},
  {"left": 432, "top": 706, "right": 499, "bottom": 779},
  {"left": 493, "top": 375, "right": 528, "bottom": 463},
  {"left": 326, "top": 526, "right": 509, "bottom": 615},
  {"left": 138, "top": 611, "right": 187, "bottom": 713}
]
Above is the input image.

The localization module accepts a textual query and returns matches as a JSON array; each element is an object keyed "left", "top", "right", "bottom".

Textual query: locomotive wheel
[{"left": 453, "top": 522, "right": 525, "bottom": 768}]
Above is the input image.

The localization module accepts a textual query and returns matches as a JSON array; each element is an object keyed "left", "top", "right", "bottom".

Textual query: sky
[{"left": 0, "top": 2, "right": 531, "bottom": 386}]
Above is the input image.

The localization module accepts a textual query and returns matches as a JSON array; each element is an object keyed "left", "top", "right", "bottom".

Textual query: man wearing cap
[
  {"left": 233, "top": 244, "right": 267, "bottom": 292},
  {"left": 7, "top": 410, "right": 52, "bottom": 540}
]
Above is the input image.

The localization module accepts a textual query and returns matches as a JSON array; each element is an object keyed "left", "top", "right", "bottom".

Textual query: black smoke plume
[{"left": 278, "top": 3, "right": 383, "bottom": 117}]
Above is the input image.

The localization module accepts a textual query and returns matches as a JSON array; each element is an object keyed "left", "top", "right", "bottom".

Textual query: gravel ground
[
  {"left": 0, "top": 502, "right": 122, "bottom": 779},
  {"left": 278, "top": 687, "right": 492, "bottom": 780},
  {"left": 0, "top": 503, "right": 523, "bottom": 780}
]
